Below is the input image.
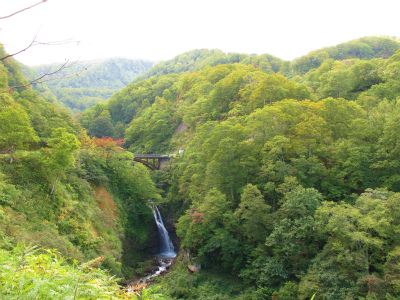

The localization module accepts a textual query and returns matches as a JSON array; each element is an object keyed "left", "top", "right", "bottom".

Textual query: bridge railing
[{"left": 134, "top": 154, "right": 170, "bottom": 159}]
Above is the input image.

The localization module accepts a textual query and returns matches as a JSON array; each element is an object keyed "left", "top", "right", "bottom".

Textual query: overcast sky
[{"left": 1, "top": 0, "right": 399, "bottom": 66}]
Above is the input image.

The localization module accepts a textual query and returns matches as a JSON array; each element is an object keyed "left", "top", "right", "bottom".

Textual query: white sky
[{"left": 1, "top": 0, "right": 399, "bottom": 66}]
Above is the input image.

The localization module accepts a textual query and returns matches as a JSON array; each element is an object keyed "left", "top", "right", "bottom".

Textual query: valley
[{"left": 1, "top": 36, "right": 400, "bottom": 299}]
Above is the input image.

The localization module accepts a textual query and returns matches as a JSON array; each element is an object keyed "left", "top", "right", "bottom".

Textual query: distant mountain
[
  {"left": 131, "top": 36, "right": 400, "bottom": 83},
  {"left": 21, "top": 36, "right": 400, "bottom": 116},
  {"left": 22, "top": 58, "right": 155, "bottom": 115}
]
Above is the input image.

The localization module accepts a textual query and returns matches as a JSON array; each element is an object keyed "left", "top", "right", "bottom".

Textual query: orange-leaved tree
[{"left": 92, "top": 136, "right": 125, "bottom": 160}]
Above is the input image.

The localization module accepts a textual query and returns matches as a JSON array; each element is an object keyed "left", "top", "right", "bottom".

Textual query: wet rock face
[
  {"left": 144, "top": 222, "right": 160, "bottom": 255},
  {"left": 140, "top": 226, "right": 174, "bottom": 256},
  {"left": 164, "top": 220, "right": 179, "bottom": 250}
]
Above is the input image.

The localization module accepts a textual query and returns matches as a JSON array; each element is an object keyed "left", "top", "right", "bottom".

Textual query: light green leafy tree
[
  {"left": 317, "top": 68, "right": 354, "bottom": 99},
  {"left": 0, "top": 104, "right": 39, "bottom": 163},
  {"left": 41, "top": 128, "right": 81, "bottom": 195},
  {"left": 320, "top": 97, "right": 364, "bottom": 140},
  {"left": 234, "top": 184, "right": 271, "bottom": 243}
]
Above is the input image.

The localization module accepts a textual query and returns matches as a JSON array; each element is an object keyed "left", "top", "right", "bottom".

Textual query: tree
[
  {"left": 0, "top": 104, "right": 39, "bottom": 163},
  {"left": 113, "top": 121, "right": 125, "bottom": 139},
  {"left": 373, "top": 103, "right": 400, "bottom": 190},
  {"left": 316, "top": 189, "right": 392, "bottom": 272},
  {"left": 299, "top": 189, "right": 400, "bottom": 299},
  {"left": 349, "top": 59, "right": 381, "bottom": 92},
  {"left": 197, "top": 188, "right": 242, "bottom": 268},
  {"left": 317, "top": 68, "right": 354, "bottom": 99},
  {"left": 89, "top": 110, "right": 115, "bottom": 138},
  {"left": 92, "top": 136, "right": 124, "bottom": 160},
  {"left": 41, "top": 128, "right": 80, "bottom": 195},
  {"left": 248, "top": 74, "right": 288, "bottom": 109},
  {"left": 320, "top": 97, "right": 364, "bottom": 140},
  {"left": 234, "top": 184, "right": 271, "bottom": 242},
  {"left": 292, "top": 106, "right": 330, "bottom": 156},
  {"left": 266, "top": 186, "right": 324, "bottom": 270}
]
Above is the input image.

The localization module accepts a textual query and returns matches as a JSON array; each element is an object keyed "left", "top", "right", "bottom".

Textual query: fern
[{"left": 0, "top": 244, "right": 128, "bottom": 299}]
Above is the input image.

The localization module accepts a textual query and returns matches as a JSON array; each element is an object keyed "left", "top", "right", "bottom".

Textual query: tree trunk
[
  {"left": 9, "top": 144, "right": 14, "bottom": 164},
  {"left": 50, "top": 173, "right": 59, "bottom": 195}
]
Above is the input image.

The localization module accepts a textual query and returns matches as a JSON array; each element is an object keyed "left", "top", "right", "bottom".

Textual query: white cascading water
[{"left": 152, "top": 205, "right": 176, "bottom": 257}]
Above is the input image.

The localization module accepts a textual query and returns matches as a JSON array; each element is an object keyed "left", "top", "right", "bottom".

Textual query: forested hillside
[
  {"left": 78, "top": 36, "right": 400, "bottom": 299},
  {"left": 289, "top": 36, "right": 400, "bottom": 76},
  {"left": 22, "top": 58, "right": 155, "bottom": 115},
  {"left": 2, "top": 35, "right": 400, "bottom": 299},
  {"left": 132, "top": 49, "right": 284, "bottom": 83},
  {"left": 0, "top": 45, "right": 162, "bottom": 298}
]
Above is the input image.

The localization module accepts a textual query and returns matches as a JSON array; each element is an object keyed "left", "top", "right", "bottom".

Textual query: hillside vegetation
[
  {"left": 2, "top": 35, "right": 400, "bottom": 299},
  {"left": 0, "top": 45, "right": 163, "bottom": 298},
  {"left": 78, "top": 36, "right": 400, "bottom": 299}
]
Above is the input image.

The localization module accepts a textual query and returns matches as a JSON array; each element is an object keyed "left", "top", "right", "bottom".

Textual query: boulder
[{"left": 188, "top": 263, "right": 201, "bottom": 272}]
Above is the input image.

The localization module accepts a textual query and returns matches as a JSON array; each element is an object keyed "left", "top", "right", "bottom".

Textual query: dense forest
[{"left": 2, "top": 36, "right": 400, "bottom": 299}]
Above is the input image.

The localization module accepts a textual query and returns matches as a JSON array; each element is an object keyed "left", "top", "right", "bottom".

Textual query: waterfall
[{"left": 152, "top": 205, "right": 176, "bottom": 257}]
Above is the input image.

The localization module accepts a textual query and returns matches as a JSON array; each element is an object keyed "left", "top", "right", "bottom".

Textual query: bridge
[{"left": 134, "top": 154, "right": 172, "bottom": 170}]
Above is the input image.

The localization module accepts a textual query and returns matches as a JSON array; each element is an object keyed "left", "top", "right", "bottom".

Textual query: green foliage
[
  {"left": 90, "top": 109, "right": 115, "bottom": 138},
  {"left": 0, "top": 171, "right": 21, "bottom": 207},
  {"left": 79, "top": 60, "right": 309, "bottom": 154},
  {"left": 0, "top": 244, "right": 126, "bottom": 299},
  {"left": 275, "top": 281, "right": 299, "bottom": 300},
  {"left": 290, "top": 36, "right": 400, "bottom": 76},
  {"left": 7, "top": 35, "right": 400, "bottom": 299},
  {"left": 234, "top": 184, "right": 271, "bottom": 242},
  {"left": 41, "top": 128, "right": 81, "bottom": 195},
  {"left": 0, "top": 104, "right": 39, "bottom": 163},
  {"left": 157, "top": 255, "right": 265, "bottom": 300},
  {"left": 136, "top": 43, "right": 400, "bottom": 299},
  {"left": 0, "top": 43, "right": 166, "bottom": 286},
  {"left": 132, "top": 49, "right": 284, "bottom": 83},
  {"left": 295, "top": 189, "right": 400, "bottom": 299}
]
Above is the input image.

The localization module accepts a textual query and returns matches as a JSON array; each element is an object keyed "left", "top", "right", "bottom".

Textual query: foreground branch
[
  {"left": 0, "top": 0, "right": 47, "bottom": 20},
  {"left": 0, "top": 60, "right": 87, "bottom": 94},
  {"left": 1, "top": 35, "right": 80, "bottom": 62}
]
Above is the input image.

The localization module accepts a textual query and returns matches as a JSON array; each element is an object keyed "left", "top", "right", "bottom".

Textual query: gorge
[{"left": 2, "top": 36, "right": 400, "bottom": 299}]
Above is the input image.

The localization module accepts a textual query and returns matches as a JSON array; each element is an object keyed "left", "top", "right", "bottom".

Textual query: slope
[{"left": 1, "top": 45, "right": 163, "bottom": 284}]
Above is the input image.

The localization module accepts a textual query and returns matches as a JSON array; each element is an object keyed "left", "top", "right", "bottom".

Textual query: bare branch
[
  {"left": 0, "top": 1, "right": 47, "bottom": 20},
  {"left": 1, "top": 36, "right": 37, "bottom": 61},
  {"left": 0, "top": 1, "right": 88, "bottom": 96},
  {"left": 1, "top": 36, "right": 80, "bottom": 61},
  {"left": 0, "top": 61, "right": 87, "bottom": 94}
]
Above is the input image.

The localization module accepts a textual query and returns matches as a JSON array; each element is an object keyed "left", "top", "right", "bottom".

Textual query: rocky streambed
[{"left": 125, "top": 254, "right": 175, "bottom": 293}]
